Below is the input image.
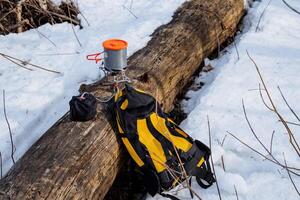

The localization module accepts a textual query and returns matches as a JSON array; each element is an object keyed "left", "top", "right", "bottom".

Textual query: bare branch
[
  {"left": 227, "top": 131, "right": 300, "bottom": 176},
  {"left": 278, "top": 86, "right": 300, "bottom": 122},
  {"left": 280, "top": 121, "right": 300, "bottom": 127},
  {"left": 221, "top": 134, "right": 227, "bottom": 147},
  {"left": 207, "top": 116, "right": 222, "bottom": 200},
  {"left": 242, "top": 99, "right": 276, "bottom": 159},
  {"left": 67, "top": 3, "right": 82, "bottom": 47},
  {"left": 246, "top": 50, "right": 300, "bottom": 157},
  {"left": 258, "top": 83, "right": 274, "bottom": 111},
  {"left": 171, "top": 136, "right": 202, "bottom": 200},
  {"left": 79, "top": 11, "right": 90, "bottom": 26},
  {"left": 270, "top": 130, "right": 275, "bottom": 155},
  {"left": 3, "top": 90, "right": 15, "bottom": 164},
  {"left": 283, "top": 153, "right": 300, "bottom": 196},
  {"left": 234, "top": 185, "right": 239, "bottom": 200}
]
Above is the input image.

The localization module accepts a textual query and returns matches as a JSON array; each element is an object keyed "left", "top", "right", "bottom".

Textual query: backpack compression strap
[{"left": 183, "top": 140, "right": 216, "bottom": 189}]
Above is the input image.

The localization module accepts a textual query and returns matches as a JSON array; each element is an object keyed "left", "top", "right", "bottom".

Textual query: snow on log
[{"left": 0, "top": 0, "right": 244, "bottom": 199}]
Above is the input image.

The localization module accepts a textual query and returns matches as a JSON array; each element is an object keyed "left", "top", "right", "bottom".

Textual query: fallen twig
[
  {"left": 221, "top": 155, "right": 226, "bottom": 172},
  {"left": 0, "top": 151, "right": 2, "bottom": 179},
  {"left": 25, "top": 20, "right": 57, "bottom": 47},
  {"left": 122, "top": 5, "right": 138, "bottom": 19},
  {"left": 221, "top": 134, "right": 227, "bottom": 147},
  {"left": 129, "top": 0, "right": 134, "bottom": 10},
  {"left": 0, "top": 54, "right": 33, "bottom": 71},
  {"left": 3, "top": 90, "right": 15, "bottom": 164},
  {"left": 234, "top": 185, "right": 239, "bottom": 200},
  {"left": 270, "top": 130, "right": 275, "bottom": 155},
  {"left": 0, "top": 52, "right": 61, "bottom": 74},
  {"left": 233, "top": 40, "right": 240, "bottom": 60},
  {"left": 282, "top": 0, "right": 300, "bottom": 15},
  {"left": 207, "top": 116, "right": 222, "bottom": 200},
  {"left": 79, "top": 9, "right": 90, "bottom": 26},
  {"left": 35, "top": 52, "right": 80, "bottom": 56},
  {"left": 255, "top": 0, "right": 272, "bottom": 32}
]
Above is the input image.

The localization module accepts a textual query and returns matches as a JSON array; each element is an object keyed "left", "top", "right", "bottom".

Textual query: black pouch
[{"left": 69, "top": 93, "right": 97, "bottom": 122}]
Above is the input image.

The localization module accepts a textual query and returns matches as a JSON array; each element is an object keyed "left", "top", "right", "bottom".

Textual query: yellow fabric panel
[
  {"left": 197, "top": 157, "right": 205, "bottom": 168},
  {"left": 167, "top": 118, "right": 175, "bottom": 124},
  {"left": 135, "top": 88, "right": 146, "bottom": 94},
  {"left": 122, "top": 138, "right": 144, "bottom": 167},
  {"left": 114, "top": 89, "right": 123, "bottom": 102},
  {"left": 116, "top": 119, "right": 124, "bottom": 133},
  {"left": 150, "top": 113, "right": 192, "bottom": 152},
  {"left": 137, "top": 119, "right": 167, "bottom": 172},
  {"left": 116, "top": 113, "right": 124, "bottom": 134},
  {"left": 121, "top": 99, "right": 128, "bottom": 110},
  {"left": 174, "top": 127, "right": 189, "bottom": 138}
]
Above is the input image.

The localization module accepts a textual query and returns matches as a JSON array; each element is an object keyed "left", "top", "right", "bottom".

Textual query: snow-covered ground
[
  {"left": 0, "top": 0, "right": 185, "bottom": 176},
  {"left": 1, "top": 0, "right": 300, "bottom": 199},
  {"left": 149, "top": 0, "right": 300, "bottom": 199}
]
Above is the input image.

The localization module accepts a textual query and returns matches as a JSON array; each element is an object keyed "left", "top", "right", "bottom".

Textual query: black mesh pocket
[{"left": 69, "top": 93, "right": 97, "bottom": 122}]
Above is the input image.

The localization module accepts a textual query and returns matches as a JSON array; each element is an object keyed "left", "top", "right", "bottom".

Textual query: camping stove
[
  {"left": 87, "top": 39, "right": 131, "bottom": 82},
  {"left": 86, "top": 39, "right": 131, "bottom": 101}
]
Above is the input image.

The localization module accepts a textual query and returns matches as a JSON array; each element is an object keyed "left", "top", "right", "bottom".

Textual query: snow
[
  {"left": 148, "top": 0, "right": 300, "bottom": 199},
  {"left": 0, "top": 0, "right": 185, "bottom": 176},
  {"left": 1, "top": 0, "right": 299, "bottom": 199}
]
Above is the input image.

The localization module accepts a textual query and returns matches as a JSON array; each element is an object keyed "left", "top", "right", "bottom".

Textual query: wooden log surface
[{"left": 0, "top": 0, "right": 244, "bottom": 199}]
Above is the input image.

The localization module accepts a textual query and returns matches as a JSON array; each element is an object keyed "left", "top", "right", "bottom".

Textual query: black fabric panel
[
  {"left": 115, "top": 96, "right": 148, "bottom": 164},
  {"left": 124, "top": 85, "right": 156, "bottom": 118}
]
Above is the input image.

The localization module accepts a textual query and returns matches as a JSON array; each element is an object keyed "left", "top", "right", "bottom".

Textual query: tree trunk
[{"left": 0, "top": 0, "right": 244, "bottom": 199}]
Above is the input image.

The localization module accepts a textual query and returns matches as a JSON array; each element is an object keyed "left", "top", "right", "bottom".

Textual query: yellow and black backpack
[{"left": 114, "top": 85, "right": 215, "bottom": 198}]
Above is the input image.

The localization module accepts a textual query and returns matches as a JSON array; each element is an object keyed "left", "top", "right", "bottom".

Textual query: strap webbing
[{"left": 160, "top": 193, "right": 181, "bottom": 200}]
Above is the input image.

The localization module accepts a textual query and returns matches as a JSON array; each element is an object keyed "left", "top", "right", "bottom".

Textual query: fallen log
[{"left": 0, "top": 0, "right": 244, "bottom": 199}]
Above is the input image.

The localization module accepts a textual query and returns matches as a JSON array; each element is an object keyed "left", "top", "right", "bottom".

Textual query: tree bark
[{"left": 0, "top": 0, "right": 244, "bottom": 199}]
